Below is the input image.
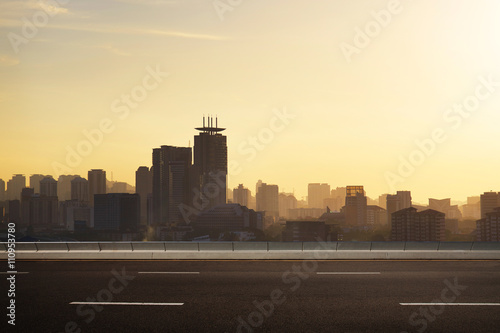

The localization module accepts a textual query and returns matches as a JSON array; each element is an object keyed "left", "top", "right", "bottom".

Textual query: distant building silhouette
[
  {"left": 20, "top": 187, "right": 58, "bottom": 230},
  {"left": 461, "top": 196, "right": 480, "bottom": 220},
  {"left": 152, "top": 145, "right": 192, "bottom": 226},
  {"left": 480, "top": 192, "right": 500, "bottom": 219},
  {"left": 282, "top": 220, "right": 333, "bottom": 242},
  {"left": 7, "top": 200, "right": 20, "bottom": 224},
  {"left": 288, "top": 207, "right": 324, "bottom": 220},
  {"left": 40, "top": 176, "right": 57, "bottom": 197},
  {"left": 136, "top": 166, "right": 152, "bottom": 226},
  {"left": 6, "top": 174, "right": 26, "bottom": 201},
  {"left": 193, "top": 116, "right": 227, "bottom": 208},
  {"left": 256, "top": 182, "right": 279, "bottom": 222},
  {"left": 308, "top": 183, "right": 330, "bottom": 209},
  {"left": 428, "top": 198, "right": 462, "bottom": 220},
  {"left": 233, "top": 184, "right": 251, "bottom": 208},
  {"left": 329, "top": 187, "right": 346, "bottom": 212},
  {"left": 94, "top": 193, "right": 140, "bottom": 232},
  {"left": 279, "top": 192, "right": 297, "bottom": 218},
  {"left": 345, "top": 186, "right": 367, "bottom": 226},
  {"left": 88, "top": 169, "right": 106, "bottom": 206},
  {"left": 476, "top": 207, "right": 500, "bottom": 241},
  {"left": 57, "top": 175, "right": 79, "bottom": 201},
  {"left": 386, "top": 191, "right": 412, "bottom": 223},
  {"left": 29, "top": 174, "right": 46, "bottom": 194},
  {"left": 71, "top": 177, "right": 89, "bottom": 203},
  {"left": 391, "top": 207, "right": 445, "bottom": 241},
  {"left": 194, "top": 203, "right": 262, "bottom": 233},
  {"left": 0, "top": 179, "right": 5, "bottom": 201},
  {"left": 366, "top": 205, "right": 387, "bottom": 225},
  {"left": 60, "top": 200, "right": 91, "bottom": 231}
]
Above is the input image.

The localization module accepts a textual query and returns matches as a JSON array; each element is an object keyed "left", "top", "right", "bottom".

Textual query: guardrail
[{"left": 1, "top": 241, "right": 500, "bottom": 260}]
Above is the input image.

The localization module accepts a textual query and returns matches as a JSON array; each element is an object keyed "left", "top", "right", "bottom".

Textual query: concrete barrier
[
  {"left": 371, "top": 242, "right": 405, "bottom": 251},
  {"left": 1, "top": 241, "right": 500, "bottom": 260},
  {"left": 269, "top": 242, "right": 303, "bottom": 251},
  {"left": 199, "top": 242, "right": 233, "bottom": 252},
  {"left": 131, "top": 242, "right": 165, "bottom": 252},
  {"left": 337, "top": 242, "right": 371, "bottom": 251},
  {"left": 472, "top": 242, "right": 500, "bottom": 251},
  {"left": 303, "top": 242, "right": 337, "bottom": 251},
  {"left": 14, "top": 242, "right": 38, "bottom": 252},
  {"left": 99, "top": 242, "right": 132, "bottom": 252},
  {"left": 438, "top": 242, "right": 473, "bottom": 251},
  {"left": 35, "top": 242, "right": 69, "bottom": 251},
  {"left": 233, "top": 242, "right": 268, "bottom": 251},
  {"left": 404, "top": 242, "right": 439, "bottom": 251},
  {"left": 164, "top": 242, "right": 199, "bottom": 252},
  {"left": 67, "top": 242, "right": 100, "bottom": 252}
]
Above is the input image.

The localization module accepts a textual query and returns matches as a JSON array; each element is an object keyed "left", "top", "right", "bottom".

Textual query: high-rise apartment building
[
  {"left": 391, "top": 207, "right": 445, "bottom": 241},
  {"left": 71, "top": 177, "right": 89, "bottom": 203},
  {"left": 0, "top": 179, "right": 5, "bottom": 201},
  {"left": 193, "top": 117, "right": 227, "bottom": 208},
  {"left": 94, "top": 193, "right": 140, "bottom": 232},
  {"left": 152, "top": 145, "right": 192, "bottom": 226},
  {"left": 386, "top": 191, "right": 412, "bottom": 224},
  {"left": 344, "top": 186, "right": 367, "bottom": 226},
  {"left": 308, "top": 183, "right": 330, "bottom": 209},
  {"left": 233, "top": 184, "right": 250, "bottom": 207},
  {"left": 256, "top": 183, "right": 279, "bottom": 220},
  {"left": 6, "top": 174, "right": 26, "bottom": 201},
  {"left": 30, "top": 174, "right": 46, "bottom": 194},
  {"left": 57, "top": 175, "right": 79, "bottom": 201},
  {"left": 40, "top": 176, "right": 57, "bottom": 197},
  {"left": 88, "top": 169, "right": 106, "bottom": 206},
  {"left": 480, "top": 192, "right": 500, "bottom": 219},
  {"left": 136, "top": 166, "right": 152, "bottom": 225},
  {"left": 279, "top": 193, "right": 297, "bottom": 218},
  {"left": 476, "top": 207, "right": 500, "bottom": 241}
]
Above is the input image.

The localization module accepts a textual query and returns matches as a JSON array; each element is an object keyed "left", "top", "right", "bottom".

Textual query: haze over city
[{"left": 2, "top": 0, "right": 500, "bottom": 203}]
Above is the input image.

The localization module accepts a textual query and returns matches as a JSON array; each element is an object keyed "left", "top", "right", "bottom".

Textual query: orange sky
[{"left": 1, "top": 0, "right": 500, "bottom": 203}]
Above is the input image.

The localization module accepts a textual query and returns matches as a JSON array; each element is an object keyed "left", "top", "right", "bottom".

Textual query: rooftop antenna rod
[
  {"left": 203, "top": 114, "right": 205, "bottom": 127},
  {"left": 216, "top": 115, "right": 218, "bottom": 128}
]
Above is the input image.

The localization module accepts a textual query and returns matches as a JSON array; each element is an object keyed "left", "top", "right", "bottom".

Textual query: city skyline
[{"left": 2, "top": 1, "right": 500, "bottom": 203}]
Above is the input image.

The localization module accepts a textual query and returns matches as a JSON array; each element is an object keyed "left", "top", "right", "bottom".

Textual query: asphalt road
[{"left": 1, "top": 260, "right": 500, "bottom": 333}]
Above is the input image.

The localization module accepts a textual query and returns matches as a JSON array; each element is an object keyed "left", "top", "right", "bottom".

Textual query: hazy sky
[{"left": 1, "top": 0, "right": 500, "bottom": 203}]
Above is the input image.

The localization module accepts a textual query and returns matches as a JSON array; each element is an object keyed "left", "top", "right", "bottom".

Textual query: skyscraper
[
  {"left": 136, "top": 166, "right": 152, "bottom": 225},
  {"left": 308, "top": 183, "right": 330, "bottom": 209},
  {"left": 0, "top": 179, "right": 5, "bottom": 201},
  {"left": 279, "top": 192, "right": 297, "bottom": 218},
  {"left": 94, "top": 193, "right": 140, "bottom": 232},
  {"left": 6, "top": 174, "right": 26, "bottom": 201},
  {"left": 152, "top": 145, "right": 192, "bottom": 226},
  {"left": 480, "top": 191, "right": 500, "bottom": 219},
  {"left": 344, "top": 186, "right": 367, "bottom": 226},
  {"left": 30, "top": 174, "right": 46, "bottom": 194},
  {"left": 256, "top": 183, "right": 279, "bottom": 220},
  {"left": 193, "top": 116, "right": 227, "bottom": 209},
  {"left": 40, "top": 176, "right": 57, "bottom": 197},
  {"left": 233, "top": 184, "right": 250, "bottom": 207},
  {"left": 88, "top": 169, "right": 106, "bottom": 206},
  {"left": 71, "top": 176, "right": 89, "bottom": 203},
  {"left": 57, "top": 175, "right": 79, "bottom": 201}
]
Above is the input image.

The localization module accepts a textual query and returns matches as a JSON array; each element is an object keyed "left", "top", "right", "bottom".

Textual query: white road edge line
[
  {"left": 316, "top": 272, "right": 381, "bottom": 275},
  {"left": 70, "top": 302, "right": 184, "bottom": 306},
  {"left": 400, "top": 303, "right": 500, "bottom": 306},
  {"left": 138, "top": 272, "right": 200, "bottom": 274}
]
